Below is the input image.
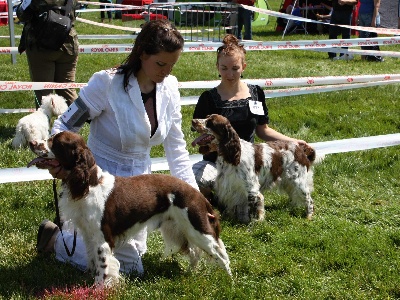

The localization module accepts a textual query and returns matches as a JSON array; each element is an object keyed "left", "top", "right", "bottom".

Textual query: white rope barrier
[
  {"left": 2, "top": 74, "right": 399, "bottom": 92},
  {"left": 1, "top": 75, "right": 400, "bottom": 113},
  {"left": 2, "top": 37, "right": 400, "bottom": 55},
  {"left": 1, "top": 133, "right": 399, "bottom": 184}
]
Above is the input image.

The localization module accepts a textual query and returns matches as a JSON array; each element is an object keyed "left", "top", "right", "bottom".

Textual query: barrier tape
[
  {"left": 76, "top": 17, "right": 214, "bottom": 34},
  {"left": 177, "top": 74, "right": 400, "bottom": 88},
  {"left": 263, "top": 79, "right": 400, "bottom": 98},
  {"left": 0, "top": 34, "right": 137, "bottom": 39},
  {"left": 0, "top": 81, "right": 87, "bottom": 91},
  {"left": 79, "top": 1, "right": 144, "bottom": 8},
  {"left": 178, "top": 79, "right": 400, "bottom": 104},
  {"left": 2, "top": 36, "right": 400, "bottom": 55},
  {"left": 76, "top": 17, "right": 142, "bottom": 32},
  {"left": 1, "top": 133, "right": 398, "bottom": 184},
  {"left": 2, "top": 78, "right": 399, "bottom": 112},
  {"left": 1, "top": 74, "right": 399, "bottom": 92},
  {"left": 0, "top": 108, "right": 34, "bottom": 114}
]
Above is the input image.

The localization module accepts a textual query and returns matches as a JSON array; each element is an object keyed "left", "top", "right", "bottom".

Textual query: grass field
[{"left": 0, "top": 0, "right": 400, "bottom": 299}]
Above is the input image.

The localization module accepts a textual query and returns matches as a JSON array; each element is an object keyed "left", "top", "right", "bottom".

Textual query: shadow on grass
[
  {"left": 0, "top": 254, "right": 92, "bottom": 299},
  {"left": 0, "top": 125, "right": 16, "bottom": 143},
  {"left": 140, "top": 252, "right": 186, "bottom": 280},
  {"left": 0, "top": 251, "right": 195, "bottom": 298}
]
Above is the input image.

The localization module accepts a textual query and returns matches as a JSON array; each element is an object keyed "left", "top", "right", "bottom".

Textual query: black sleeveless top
[{"left": 193, "top": 84, "right": 269, "bottom": 162}]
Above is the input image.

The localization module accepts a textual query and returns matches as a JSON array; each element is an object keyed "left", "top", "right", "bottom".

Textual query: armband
[{"left": 60, "top": 97, "right": 90, "bottom": 129}]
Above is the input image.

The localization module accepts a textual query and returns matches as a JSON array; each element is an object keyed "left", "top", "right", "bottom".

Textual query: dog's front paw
[
  {"left": 94, "top": 243, "right": 120, "bottom": 287},
  {"left": 248, "top": 193, "right": 265, "bottom": 222}
]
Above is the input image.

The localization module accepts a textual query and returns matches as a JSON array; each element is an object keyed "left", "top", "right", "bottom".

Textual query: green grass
[{"left": 0, "top": 0, "right": 400, "bottom": 298}]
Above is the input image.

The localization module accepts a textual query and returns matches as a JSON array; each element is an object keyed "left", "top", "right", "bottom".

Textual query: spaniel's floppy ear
[
  {"left": 219, "top": 123, "right": 241, "bottom": 166},
  {"left": 68, "top": 147, "right": 98, "bottom": 199}
]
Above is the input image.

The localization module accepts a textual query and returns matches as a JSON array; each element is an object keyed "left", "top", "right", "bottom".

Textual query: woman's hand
[{"left": 296, "top": 139, "right": 308, "bottom": 146}]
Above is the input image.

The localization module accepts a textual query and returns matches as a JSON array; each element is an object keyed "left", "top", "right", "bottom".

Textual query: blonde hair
[{"left": 217, "top": 34, "right": 246, "bottom": 64}]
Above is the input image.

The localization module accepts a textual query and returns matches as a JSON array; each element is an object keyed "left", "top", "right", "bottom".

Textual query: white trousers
[{"left": 54, "top": 221, "right": 147, "bottom": 275}]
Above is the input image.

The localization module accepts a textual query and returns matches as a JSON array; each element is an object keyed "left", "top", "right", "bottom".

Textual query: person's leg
[
  {"left": 368, "top": 13, "right": 383, "bottom": 61},
  {"left": 317, "top": 22, "right": 323, "bottom": 35},
  {"left": 359, "top": 12, "right": 381, "bottom": 61},
  {"left": 107, "top": 6, "right": 112, "bottom": 21},
  {"left": 26, "top": 47, "right": 56, "bottom": 108},
  {"left": 328, "top": 11, "right": 343, "bottom": 59},
  {"left": 236, "top": 6, "right": 244, "bottom": 39},
  {"left": 334, "top": 11, "right": 352, "bottom": 57},
  {"left": 228, "top": 4, "right": 238, "bottom": 35},
  {"left": 115, "top": 0, "right": 123, "bottom": 19},
  {"left": 243, "top": 7, "right": 253, "bottom": 40},
  {"left": 54, "top": 50, "right": 78, "bottom": 105},
  {"left": 54, "top": 230, "right": 89, "bottom": 271},
  {"left": 341, "top": 11, "right": 352, "bottom": 40},
  {"left": 54, "top": 220, "right": 145, "bottom": 275},
  {"left": 285, "top": 19, "right": 295, "bottom": 33},
  {"left": 358, "top": 12, "right": 370, "bottom": 57},
  {"left": 100, "top": 5, "right": 105, "bottom": 22}
]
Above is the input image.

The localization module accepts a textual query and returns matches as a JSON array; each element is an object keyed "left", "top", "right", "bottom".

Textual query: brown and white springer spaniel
[
  {"left": 192, "top": 114, "right": 317, "bottom": 223},
  {"left": 28, "top": 131, "right": 231, "bottom": 286}
]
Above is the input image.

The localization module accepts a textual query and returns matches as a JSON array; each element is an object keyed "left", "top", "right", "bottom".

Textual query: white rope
[{"left": 1, "top": 134, "right": 399, "bottom": 184}]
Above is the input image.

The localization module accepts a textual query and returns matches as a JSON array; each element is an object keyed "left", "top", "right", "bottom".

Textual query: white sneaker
[{"left": 333, "top": 54, "right": 354, "bottom": 61}]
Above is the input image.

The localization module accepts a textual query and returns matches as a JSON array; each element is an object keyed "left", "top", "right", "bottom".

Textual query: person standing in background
[
  {"left": 16, "top": 0, "right": 79, "bottom": 108},
  {"left": 316, "top": 2, "right": 333, "bottom": 34},
  {"left": 328, "top": 0, "right": 358, "bottom": 60},
  {"left": 233, "top": 0, "right": 254, "bottom": 40},
  {"left": 358, "top": 0, "right": 383, "bottom": 62},
  {"left": 100, "top": 0, "right": 112, "bottom": 22}
]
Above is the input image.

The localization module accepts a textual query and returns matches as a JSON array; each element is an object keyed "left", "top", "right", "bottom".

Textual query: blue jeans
[
  {"left": 358, "top": 13, "right": 381, "bottom": 59},
  {"left": 358, "top": 13, "right": 380, "bottom": 39},
  {"left": 237, "top": 6, "right": 252, "bottom": 40}
]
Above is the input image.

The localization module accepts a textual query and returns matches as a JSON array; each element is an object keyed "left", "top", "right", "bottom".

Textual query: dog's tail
[{"left": 12, "top": 130, "right": 26, "bottom": 149}]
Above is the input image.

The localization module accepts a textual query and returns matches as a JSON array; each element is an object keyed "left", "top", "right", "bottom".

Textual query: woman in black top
[{"left": 192, "top": 34, "right": 307, "bottom": 201}]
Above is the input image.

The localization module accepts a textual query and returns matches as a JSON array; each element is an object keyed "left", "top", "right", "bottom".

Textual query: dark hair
[
  {"left": 118, "top": 19, "right": 184, "bottom": 91},
  {"left": 216, "top": 34, "right": 246, "bottom": 64}
]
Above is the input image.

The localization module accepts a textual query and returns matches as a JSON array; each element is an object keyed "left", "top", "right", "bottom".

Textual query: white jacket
[{"left": 52, "top": 69, "right": 198, "bottom": 189}]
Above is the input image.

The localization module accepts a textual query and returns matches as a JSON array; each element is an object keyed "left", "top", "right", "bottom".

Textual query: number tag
[{"left": 249, "top": 101, "right": 264, "bottom": 115}]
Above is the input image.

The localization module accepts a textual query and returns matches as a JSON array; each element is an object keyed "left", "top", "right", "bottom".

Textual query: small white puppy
[{"left": 12, "top": 94, "right": 68, "bottom": 149}]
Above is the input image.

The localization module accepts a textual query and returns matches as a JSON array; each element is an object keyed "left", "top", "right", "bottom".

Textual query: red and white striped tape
[
  {"left": 2, "top": 37, "right": 400, "bottom": 55},
  {"left": 1, "top": 74, "right": 399, "bottom": 92},
  {"left": 1, "top": 75, "right": 400, "bottom": 113}
]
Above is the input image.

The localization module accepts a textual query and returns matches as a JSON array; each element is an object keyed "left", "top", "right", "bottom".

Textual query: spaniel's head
[
  {"left": 27, "top": 131, "right": 98, "bottom": 199},
  {"left": 192, "top": 114, "right": 241, "bottom": 165}
]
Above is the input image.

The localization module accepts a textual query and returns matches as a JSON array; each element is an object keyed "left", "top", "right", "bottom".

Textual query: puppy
[
  {"left": 12, "top": 94, "right": 68, "bottom": 149},
  {"left": 192, "top": 114, "right": 317, "bottom": 222},
  {"left": 28, "top": 131, "right": 231, "bottom": 286}
]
